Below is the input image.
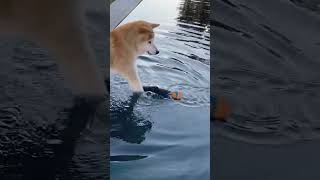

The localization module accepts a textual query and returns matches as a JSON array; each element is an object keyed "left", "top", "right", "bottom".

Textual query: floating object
[
  {"left": 169, "top": 91, "right": 183, "bottom": 100},
  {"left": 143, "top": 86, "right": 183, "bottom": 100},
  {"left": 213, "top": 96, "right": 231, "bottom": 121}
]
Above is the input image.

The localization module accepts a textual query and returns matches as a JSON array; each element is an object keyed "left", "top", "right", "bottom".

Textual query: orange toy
[
  {"left": 213, "top": 96, "right": 231, "bottom": 121},
  {"left": 169, "top": 91, "right": 183, "bottom": 100}
]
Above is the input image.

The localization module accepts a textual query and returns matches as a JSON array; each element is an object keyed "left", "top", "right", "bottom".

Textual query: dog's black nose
[{"left": 156, "top": 50, "right": 159, "bottom": 54}]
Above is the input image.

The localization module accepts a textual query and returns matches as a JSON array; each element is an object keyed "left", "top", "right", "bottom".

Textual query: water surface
[
  {"left": 212, "top": 0, "right": 320, "bottom": 179},
  {"left": 212, "top": 0, "right": 320, "bottom": 145}
]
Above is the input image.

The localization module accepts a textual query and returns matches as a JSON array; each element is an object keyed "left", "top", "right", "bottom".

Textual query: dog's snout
[{"left": 155, "top": 50, "right": 159, "bottom": 54}]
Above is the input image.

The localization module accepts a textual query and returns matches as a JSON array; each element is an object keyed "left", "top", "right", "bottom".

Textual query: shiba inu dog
[
  {"left": 110, "top": 20, "right": 160, "bottom": 92},
  {"left": 0, "top": 0, "right": 106, "bottom": 98}
]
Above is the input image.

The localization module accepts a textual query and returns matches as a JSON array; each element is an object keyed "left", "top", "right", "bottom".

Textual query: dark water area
[
  {"left": 110, "top": 0, "right": 210, "bottom": 179},
  {"left": 0, "top": 1, "right": 108, "bottom": 179},
  {"left": 212, "top": 0, "right": 320, "bottom": 179},
  {"left": 212, "top": 0, "right": 320, "bottom": 144}
]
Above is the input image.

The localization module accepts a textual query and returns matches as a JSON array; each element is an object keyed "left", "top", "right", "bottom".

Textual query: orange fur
[{"left": 110, "top": 20, "right": 160, "bottom": 92}]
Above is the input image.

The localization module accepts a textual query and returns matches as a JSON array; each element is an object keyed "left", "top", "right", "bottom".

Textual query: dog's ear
[
  {"left": 138, "top": 26, "right": 152, "bottom": 34},
  {"left": 151, "top": 23, "right": 160, "bottom": 29}
]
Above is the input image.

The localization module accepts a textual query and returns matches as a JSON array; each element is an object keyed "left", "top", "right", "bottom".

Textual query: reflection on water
[
  {"left": 111, "top": 0, "right": 210, "bottom": 179},
  {"left": 111, "top": 94, "right": 152, "bottom": 144},
  {"left": 177, "top": 0, "right": 210, "bottom": 28}
]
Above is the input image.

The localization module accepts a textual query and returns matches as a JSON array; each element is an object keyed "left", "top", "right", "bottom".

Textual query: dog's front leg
[{"left": 124, "top": 66, "right": 144, "bottom": 92}]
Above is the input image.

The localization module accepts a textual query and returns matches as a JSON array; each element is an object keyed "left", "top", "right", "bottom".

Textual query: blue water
[{"left": 110, "top": 0, "right": 210, "bottom": 179}]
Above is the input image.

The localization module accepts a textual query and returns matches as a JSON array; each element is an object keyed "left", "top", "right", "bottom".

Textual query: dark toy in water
[{"left": 143, "top": 86, "right": 183, "bottom": 100}]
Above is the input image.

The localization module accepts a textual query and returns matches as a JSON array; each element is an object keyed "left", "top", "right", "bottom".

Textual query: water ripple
[{"left": 213, "top": 0, "right": 320, "bottom": 144}]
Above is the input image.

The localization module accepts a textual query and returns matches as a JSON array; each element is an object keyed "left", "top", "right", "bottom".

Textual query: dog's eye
[{"left": 148, "top": 41, "right": 152, "bottom": 44}]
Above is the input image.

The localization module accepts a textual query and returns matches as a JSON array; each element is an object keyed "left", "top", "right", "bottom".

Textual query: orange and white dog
[
  {"left": 0, "top": 0, "right": 106, "bottom": 98},
  {"left": 110, "top": 20, "right": 160, "bottom": 92}
]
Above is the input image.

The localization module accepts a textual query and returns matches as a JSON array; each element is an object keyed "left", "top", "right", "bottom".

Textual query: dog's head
[{"left": 133, "top": 21, "right": 160, "bottom": 55}]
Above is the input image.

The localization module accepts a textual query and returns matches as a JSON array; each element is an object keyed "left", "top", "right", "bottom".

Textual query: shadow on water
[
  {"left": 110, "top": 93, "right": 153, "bottom": 162},
  {"left": 110, "top": 94, "right": 152, "bottom": 144}
]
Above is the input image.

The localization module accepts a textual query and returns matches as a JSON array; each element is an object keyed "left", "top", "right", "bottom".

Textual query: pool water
[
  {"left": 212, "top": 0, "right": 320, "bottom": 179},
  {"left": 212, "top": 0, "right": 320, "bottom": 145},
  {"left": 110, "top": 0, "right": 210, "bottom": 179}
]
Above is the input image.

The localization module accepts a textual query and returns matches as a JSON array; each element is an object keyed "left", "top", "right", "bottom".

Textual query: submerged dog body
[
  {"left": 0, "top": 0, "right": 106, "bottom": 98},
  {"left": 110, "top": 20, "right": 159, "bottom": 92}
]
